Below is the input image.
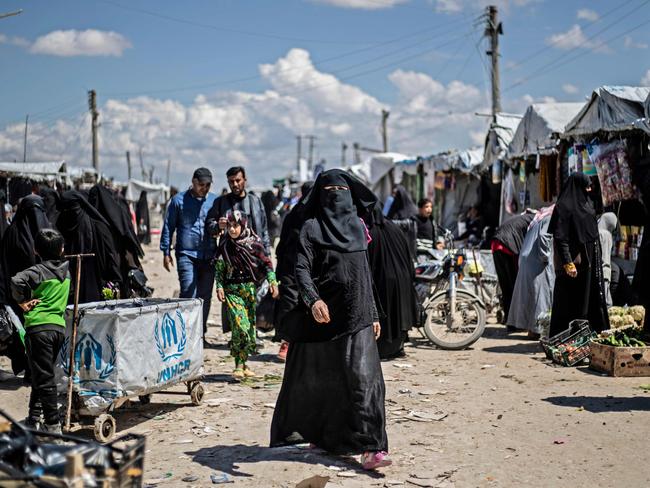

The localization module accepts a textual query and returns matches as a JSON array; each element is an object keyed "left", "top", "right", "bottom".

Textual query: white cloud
[
  {"left": 624, "top": 36, "right": 648, "bottom": 50},
  {"left": 576, "top": 8, "right": 598, "bottom": 22},
  {"left": 0, "top": 33, "right": 30, "bottom": 47},
  {"left": 546, "top": 25, "right": 611, "bottom": 53},
  {"left": 312, "top": 0, "right": 407, "bottom": 9},
  {"left": 0, "top": 49, "right": 490, "bottom": 186},
  {"left": 30, "top": 29, "right": 132, "bottom": 57},
  {"left": 562, "top": 83, "right": 579, "bottom": 94},
  {"left": 433, "top": 0, "right": 538, "bottom": 14},
  {"left": 642, "top": 69, "right": 650, "bottom": 86}
]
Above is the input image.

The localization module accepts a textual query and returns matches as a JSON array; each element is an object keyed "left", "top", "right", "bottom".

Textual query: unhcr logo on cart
[
  {"left": 154, "top": 310, "right": 187, "bottom": 362},
  {"left": 59, "top": 333, "right": 116, "bottom": 384}
]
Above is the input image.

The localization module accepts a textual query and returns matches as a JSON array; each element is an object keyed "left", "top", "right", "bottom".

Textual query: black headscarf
[
  {"left": 39, "top": 187, "right": 60, "bottom": 226},
  {"left": 0, "top": 194, "right": 52, "bottom": 303},
  {"left": 549, "top": 173, "right": 599, "bottom": 244},
  {"left": 135, "top": 191, "right": 151, "bottom": 245},
  {"left": 276, "top": 181, "right": 313, "bottom": 276},
  {"left": 387, "top": 185, "right": 418, "bottom": 220},
  {"left": 302, "top": 169, "right": 377, "bottom": 253}
]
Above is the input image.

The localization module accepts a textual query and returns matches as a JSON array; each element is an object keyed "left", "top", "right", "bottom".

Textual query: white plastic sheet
[{"left": 56, "top": 298, "right": 203, "bottom": 415}]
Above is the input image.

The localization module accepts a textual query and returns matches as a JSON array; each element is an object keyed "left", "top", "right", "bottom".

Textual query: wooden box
[{"left": 589, "top": 341, "right": 650, "bottom": 377}]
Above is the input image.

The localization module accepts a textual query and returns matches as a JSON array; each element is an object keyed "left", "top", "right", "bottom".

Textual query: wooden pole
[{"left": 64, "top": 253, "right": 95, "bottom": 432}]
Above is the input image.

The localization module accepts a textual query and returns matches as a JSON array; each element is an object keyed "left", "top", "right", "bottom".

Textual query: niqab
[
  {"left": 302, "top": 169, "right": 377, "bottom": 253},
  {"left": 387, "top": 185, "right": 418, "bottom": 220},
  {"left": 39, "top": 187, "right": 60, "bottom": 225},
  {"left": 549, "top": 173, "right": 599, "bottom": 244}
]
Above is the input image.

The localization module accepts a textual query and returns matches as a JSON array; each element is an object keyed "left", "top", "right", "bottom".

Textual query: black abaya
[
  {"left": 135, "top": 191, "right": 151, "bottom": 245},
  {"left": 56, "top": 191, "right": 122, "bottom": 303},
  {"left": 387, "top": 185, "right": 417, "bottom": 220},
  {"left": 368, "top": 206, "right": 418, "bottom": 359},
  {"left": 271, "top": 169, "right": 387, "bottom": 456}
]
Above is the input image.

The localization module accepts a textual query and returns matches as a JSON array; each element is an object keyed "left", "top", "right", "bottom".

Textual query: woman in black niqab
[
  {"left": 271, "top": 169, "right": 391, "bottom": 470},
  {"left": 135, "top": 191, "right": 151, "bottom": 245},
  {"left": 549, "top": 173, "right": 609, "bottom": 336},
  {"left": 56, "top": 190, "right": 122, "bottom": 304},
  {"left": 39, "top": 186, "right": 60, "bottom": 226},
  {"left": 368, "top": 203, "right": 418, "bottom": 359},
  {"left": 387, "top": 184, "right": 418, "bottom": 220}
]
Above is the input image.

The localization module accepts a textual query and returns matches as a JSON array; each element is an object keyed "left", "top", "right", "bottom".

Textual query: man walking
[
  {"left": 207, "top": 166, "right": 271, "bottom": 256},
  {"left": 161, "top": 168, "right": 217, "bottom": 335}
]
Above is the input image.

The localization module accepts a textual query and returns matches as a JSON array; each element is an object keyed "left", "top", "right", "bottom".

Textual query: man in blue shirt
[{"left": 160, "top": 167, "right": 217, "bottom": 335}]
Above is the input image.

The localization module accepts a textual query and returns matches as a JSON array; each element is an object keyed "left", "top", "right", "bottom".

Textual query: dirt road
[{"left": 2, "top": 241, "right": 650, "bottom": 487}]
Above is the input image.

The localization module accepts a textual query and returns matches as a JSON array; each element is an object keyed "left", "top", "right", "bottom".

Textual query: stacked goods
[
  {"left": 607, "top": 306, "right": 645, "bottom": 329},
  {"left": 590, "top": 321, "right": 650, "bottom": 377},
  {"left": 594, "top": 327, "right": 647, "bottom": 347}
]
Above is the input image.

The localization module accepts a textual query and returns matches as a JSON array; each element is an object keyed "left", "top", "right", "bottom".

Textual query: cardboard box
[{"left": 589, "top": 341, "right": 650, "bottom": 377}]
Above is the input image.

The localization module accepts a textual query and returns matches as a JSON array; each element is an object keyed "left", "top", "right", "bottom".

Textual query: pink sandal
[{"left": 360, "top": 451, "right": 392, "bottom": 470}]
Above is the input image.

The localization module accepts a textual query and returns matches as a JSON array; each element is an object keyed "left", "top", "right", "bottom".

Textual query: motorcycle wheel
[{"left": 422, "top": 289, "right": 486, "bottom": 350}]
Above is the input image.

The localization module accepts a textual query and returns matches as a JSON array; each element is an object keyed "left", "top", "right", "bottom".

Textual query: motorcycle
[{"left": 414, "top": 231, "right": 487, "bottom": 350}]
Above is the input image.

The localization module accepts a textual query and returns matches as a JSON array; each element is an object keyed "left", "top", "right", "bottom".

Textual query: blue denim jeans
[{"left": 176, "top": 254, "right": 215, "bottom": 333}]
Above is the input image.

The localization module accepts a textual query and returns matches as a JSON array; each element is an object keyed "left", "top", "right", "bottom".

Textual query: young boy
[{"left": 11, "top": 228, "right": 70, "bottom": 433}]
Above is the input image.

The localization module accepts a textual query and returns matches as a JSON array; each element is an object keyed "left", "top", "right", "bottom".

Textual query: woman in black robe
[
  {"left": 271, "top": 170, "right": 391, "bottom": 470},
  {"left": 368, "top": 204, "right": 418, "bottom": 359},
  {"left": 39, "top": 186, "right": 60, "bottom": 226},
  {"left": 549, "top": 173, "right": 609, "bottom": 337},
  {"left": 135, "top": 191, "right": 151, "bottom": 245},
  {"left": 387, "top": 184, "right": 418, "bottom": 220},
  {"left": 0, "top": 194, "right": 52, "bottom": 375},
  {"left": 89, "top": 185, "right": 144, "bottom": 297},
  {"left": 56, "top": 190, "right": 122, "bottom": 303}
]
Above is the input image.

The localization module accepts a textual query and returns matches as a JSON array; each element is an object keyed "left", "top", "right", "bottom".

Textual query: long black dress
[
  {"left": 271, "top": 169, "right": 387, "bottom": 456},
  {"left": 56, "top": 191, "right": 122, "bottom": 304},
  {"left": 368, "top": 205, "right": 418, "bottom": 359},
  {"left": 549, "top": 173, "right": 609, "bottom": 337},
  {"left": 135, "top": 191, "right": 151, "bottom": 245}
]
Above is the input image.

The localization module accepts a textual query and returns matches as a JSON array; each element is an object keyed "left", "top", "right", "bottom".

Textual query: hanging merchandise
[
  {"left": 582, "top": 145, "right": 597, "bottom": 176},
  {"left": 503, "top": 168, "right": 517, "bottom": 215},
  {"left": 567, "top": 147, "right": 578, "bottom": 175},
  {"left": 492, "top": 159, "right": 502, "bottom": 184},
  {"left": 519, "top": 161, "right": 525, "bottom": 183},
  {"left": 591, "top": 140, "right": 637, "bottom": 206}
]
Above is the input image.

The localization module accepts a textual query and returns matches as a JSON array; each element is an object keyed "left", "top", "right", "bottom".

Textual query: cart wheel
[
  {"left": 138, "top": 394, "right": 152, "bottom": 405},
  {"left": 94, "top": 414, "right": 116, "bottom": 443},
  {"left": 190, "top": 383, "right": 205, "bottom": 406},
  {"left": 186, "top": 381, "right": 193, "bottom": 394}
]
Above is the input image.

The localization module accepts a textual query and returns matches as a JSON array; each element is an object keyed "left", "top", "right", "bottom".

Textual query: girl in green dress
[{"left": 215, "top": 210, "right": 278, "bottom": 379}]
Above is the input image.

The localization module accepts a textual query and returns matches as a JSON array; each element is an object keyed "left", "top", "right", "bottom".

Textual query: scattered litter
[
  {"left": 211, "top": 471, "right": 233, "bottom": 484},
  {"left": 295, "top": 475, "right": 329, "bottom": 488},
  {"left": 393, "top": 363, "right": 414, "bottom": 369},
  {"left": 205, "top": 398, "right": 233, "bottom": 407},
  {"left": 553, "top": 439, "right": 566, "bottom": 445},
  {"left": 171, "top": 439, "right": 193, "bottom": 445},
  {"left": 182, "top": 475, "right": 199, "bottom": 482},
  {"left": 481, "top": 364, "right": 496, "bottom": 369},
  {"left": 144, "top": 479, "right": 167, "bottom": 486},
  {"left": 403, "top": 411, "right": 448, "bottom": 422},
  {"left": 326, "top": 466, "right": 342, "bottom": 471},
  {"left": 264, "top": 403, "right": 276, "bottom": 409},
  {"left": 337, "top": 471, "right": 358, "bottom": 478},
  {"left": 399, "top": 388, "right": 412, "bottom": 394}
]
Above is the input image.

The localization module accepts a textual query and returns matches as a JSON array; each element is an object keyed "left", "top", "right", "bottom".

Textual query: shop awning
[
  {"left": 0, "top": 161, "right": 66, "bottom": 179},
  {"left": 564, "top": 85, "right": 650, "bottom": 137},
  {"left": 509, "top": 103, "right": 584, "bottom": 158}
]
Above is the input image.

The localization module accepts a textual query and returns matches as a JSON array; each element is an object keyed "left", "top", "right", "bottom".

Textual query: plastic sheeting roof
[
  {"left": 633, "top": 91, "right": 650, "bottom": 135},
  {"left": 509, "top": 103, "right": 584, "bottom": 158},
  {"left": 483, "top": 113, "right": 522, "bottom": 167},
  {"left": 0, "top": 161, "right": 66, "bottom": 177},
  {"left": 564, "top": 85, "right": 650, "bottom": 137},
  {"left": 425, "top": 147, "right": 484, "bottom": 173}
]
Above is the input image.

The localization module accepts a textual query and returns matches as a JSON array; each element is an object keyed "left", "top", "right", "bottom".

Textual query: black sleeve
[
  {"left": 556, "top": 238, "right": 573, "bottom": 266},
  {"left": 295, "top": 223, "right": 320, "bottom": 308}
]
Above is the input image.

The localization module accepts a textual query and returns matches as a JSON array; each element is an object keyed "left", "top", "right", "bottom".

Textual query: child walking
[
  {"left": 215, "top": 211, "right": 278, "bottom": 379},
  {"left": 11, "top": 228, "right": 71, "bottom": 433}
]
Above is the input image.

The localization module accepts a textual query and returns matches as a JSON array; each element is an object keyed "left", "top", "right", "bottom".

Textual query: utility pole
[
  {"left": 484, "top": 5, "right": 502, "bottom": 116},
  {"left": 295, "top": 135, "right": 302, "bottom": 172},
  {"left": 166, "top": 159, "right": 171, "bottom": 186},
  {"left": 23, "top": 115, "right": 28, "bottom": 163},
  {"left": 341, "top": 142, "right": 348, "bottom": 166},
  {"left": 87, "top": 90, "right": 99, "bottom": 172},
  {"left": 353, "top": 142, "right": 361, "bottom": 165},
  {"left": 138, "top": 147, "right": 146, "bottom": 180},
  {"left": 126, "top": 151, "right": 132, "bottom": 180},
  {"left": 305, "top": 135, "right": 316, "bottom": 171},
  {"left": 381, "top": 110, "right": 390, "bottom": 153}
]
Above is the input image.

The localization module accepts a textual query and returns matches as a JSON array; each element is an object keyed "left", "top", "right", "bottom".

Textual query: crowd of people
[{"left": 2, "top": 163, "right": 649, "bottom": 472}]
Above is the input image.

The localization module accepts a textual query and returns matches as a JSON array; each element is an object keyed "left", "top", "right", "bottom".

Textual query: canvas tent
[
  {"left": 564, "top": 86, "right": 650, "bottom": 137},
  {"left": 124, "top": 179, "right": 170, "bottom": 205},
  {"left": 0, "top": 161, "right": 66, "bottom": 181},
  {"left": 348, "top": 152, "right": 411, "bottom": 203},
  {"left": 509, "top": 103, "right": 584, "bottom": 158}
]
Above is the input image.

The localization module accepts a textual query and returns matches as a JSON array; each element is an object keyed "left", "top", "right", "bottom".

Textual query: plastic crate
[{"left": 540, "top": 320, "right": 595, "bottom": 366}]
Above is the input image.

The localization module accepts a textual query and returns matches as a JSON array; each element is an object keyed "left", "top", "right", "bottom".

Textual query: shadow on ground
[
  {"left": 543, "top": 395, "right": 650, "bottom": 413},
  {"left": 0, "top": 369, "right": 24, "bottom": 391},
  {"left": 483, "top": 342, "right": 543, "bottom": 355},
  {"left": 188, "top": 443, "right": 385, "bottom": 480}
]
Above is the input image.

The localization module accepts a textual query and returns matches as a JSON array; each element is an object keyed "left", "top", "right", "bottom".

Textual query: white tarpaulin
[
  {"left": 0, "top": 161, "right": 66, "bottom": 181},
  {"left": 56, "top": 298, "right": 203, "bottom": 415},
  {"left": 348, "top": 152, "right": 411, "bottom": 202},
  {"left": 509, "top": 103, "right": 584, "bottom": 158},
  {"left": 125, "top": 179, "right": 170, "bottom": 205},
  {"left": 483, "top": 113, "right": 522, "bottom": 168},
  {"left": 427, "top": 147, "right": 484, "bottom": 174},
  {"left": 564, "top": 85, "right": 650, "bottom": 137}
]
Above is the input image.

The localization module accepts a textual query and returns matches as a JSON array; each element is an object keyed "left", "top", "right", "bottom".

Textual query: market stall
[{"left": 0, "top": 161, "right": 66, "bottom": 204}]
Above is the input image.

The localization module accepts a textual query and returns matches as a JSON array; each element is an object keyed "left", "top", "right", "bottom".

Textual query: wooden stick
[{"left": 64, "top": 253, "right": 95, "bottom": 432}]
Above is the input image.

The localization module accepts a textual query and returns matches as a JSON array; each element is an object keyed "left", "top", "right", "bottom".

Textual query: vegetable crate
[
  {"left": 540, "top": 320, "right": 595, "bottom": 367},
  {"left": 589, "top": 341, "right": 650, "bottom": 377}
]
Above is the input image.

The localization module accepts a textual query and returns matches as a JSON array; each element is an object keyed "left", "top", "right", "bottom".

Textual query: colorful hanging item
[{"left": 591, "top": 140, "right": 637, "bottom": 206}]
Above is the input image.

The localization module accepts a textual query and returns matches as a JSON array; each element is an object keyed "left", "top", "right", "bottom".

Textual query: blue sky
[{"left": 0, "top": 0, "right": 649, "bottom": 186}]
